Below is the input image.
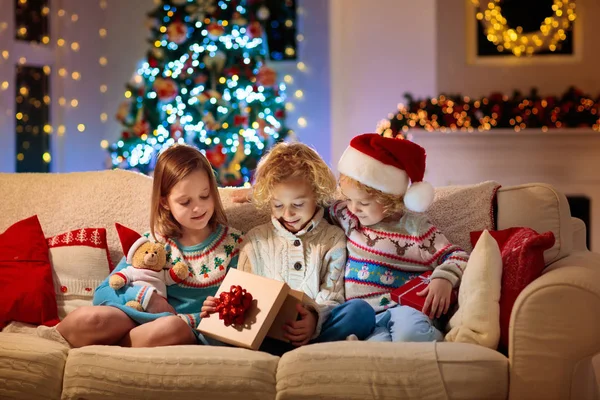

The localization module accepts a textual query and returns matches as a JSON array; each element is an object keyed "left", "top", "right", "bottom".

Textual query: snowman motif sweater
[
  {"left": 93, "top": 224, "right": 243, "bottom": 328},
  {"left": 329, "top": 201, "right": 469, "bottom": 313}
]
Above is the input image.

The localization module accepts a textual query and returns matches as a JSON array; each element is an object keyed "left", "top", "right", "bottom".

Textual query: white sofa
[{"left": 0, "top": 170, "right": 599, "bottom": 400}]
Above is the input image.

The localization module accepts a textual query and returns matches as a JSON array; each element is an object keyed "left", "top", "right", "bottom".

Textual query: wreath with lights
[{"left": 472, "top": 0, "right": 577, "bottom": 57}]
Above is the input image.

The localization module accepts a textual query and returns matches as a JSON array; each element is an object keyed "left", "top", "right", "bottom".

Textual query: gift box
[
  {"left": 390, "top": 271, "right": 457, "bottom": 313},
  {"left": 266, "top": 289, "right": 318, "bottom": 342},
  {"left": 197, "top": 268, "right": 290, "bottom": 350}
]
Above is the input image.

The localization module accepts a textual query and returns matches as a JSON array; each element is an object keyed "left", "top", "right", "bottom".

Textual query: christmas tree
[{"left": 109, "top": 0, "right": 292, "bottom": 186}]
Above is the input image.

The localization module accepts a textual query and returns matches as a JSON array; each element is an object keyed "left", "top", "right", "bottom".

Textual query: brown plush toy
[{"left": 110, "top": 225, "right": 189, "bottom": 311}]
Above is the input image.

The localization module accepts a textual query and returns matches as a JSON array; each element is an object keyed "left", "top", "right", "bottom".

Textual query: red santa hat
[
  {"left": 337, "top": 133, "right": 435, "bottom": 212},
  {"left": 115, "top": 223, "right": 149, "bottom": 264}
]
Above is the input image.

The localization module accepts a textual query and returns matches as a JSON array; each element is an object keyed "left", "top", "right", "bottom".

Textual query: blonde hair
[
  {"left": 252, "top": 142, "right": 336, "bottom": 209},
  {"left": 150, "top": 144, "right": 228, "bottom": 240},
  {"left": 339, "top": 174, "right": 405, "bottom": 216}
]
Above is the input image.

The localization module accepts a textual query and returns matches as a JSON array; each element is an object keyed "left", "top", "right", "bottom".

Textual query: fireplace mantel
[{"left": 409, "top": 129, "right": 600, "bottom": 251}]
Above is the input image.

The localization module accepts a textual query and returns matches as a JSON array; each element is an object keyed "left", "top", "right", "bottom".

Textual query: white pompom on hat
[{"left": 337, "top": 133, "right": 435, "bottom": 212}]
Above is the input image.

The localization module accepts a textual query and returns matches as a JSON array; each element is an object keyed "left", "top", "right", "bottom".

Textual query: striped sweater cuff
[
  {"left": 178, "top": 313, "right": 198, "bottom": 329},
  {"left": 136, "top": 286, "right": 157, "bottom": 310},
  {"left": 114, "top": 272, "right": 128, "bottom": 284}
]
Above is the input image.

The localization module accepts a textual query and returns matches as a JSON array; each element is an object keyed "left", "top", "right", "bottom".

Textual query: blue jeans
[
  {"left": 366, "top": 305, "right": 444, "bottom": 342},
  {"left": 259, "top": 299, "right": 375, "bottom": 355},
  {"left": 315, "top": 298, "right": 375, "bottom": 343}
]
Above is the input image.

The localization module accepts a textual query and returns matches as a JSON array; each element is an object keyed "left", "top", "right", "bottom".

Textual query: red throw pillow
[
  {"left": 470, "top": 227, "right": 555, "bottom": 350},
  {"left": 0, "top": 215, "right": 59, "bottom": 330}
]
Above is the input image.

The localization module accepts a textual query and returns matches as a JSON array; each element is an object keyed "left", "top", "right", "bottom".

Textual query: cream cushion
[
  {"left": 61, "top": 345, "right": 279, "bottom": 400},
  {"left": 446, "top": 230, "right": 502, "bottom": 349},
  {"left": 276, "top": 342, "right": 508, "bottom": 400},
  {"left": 0, "top": 333, "right": 68, "bottom": 400}
]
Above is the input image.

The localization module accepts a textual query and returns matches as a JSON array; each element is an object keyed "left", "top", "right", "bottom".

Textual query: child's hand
[
  {"left": 200, "top": 296, "right": 218, "bottom": 318},
  {"left": 417, "top": 278, "right": 453, "bottom": 319},
  {"left": 146, "top": 292, "right": 176, "bottom": 314},
  {"left": 283, "top": 303, "right": 317, "bottom": 347},
  {"left": 231, "top": 188, "right": 252, "bottom": 203}
]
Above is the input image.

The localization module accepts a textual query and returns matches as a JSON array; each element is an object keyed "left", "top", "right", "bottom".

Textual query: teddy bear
[{"left": 111, "top": 224, "right": 189, "bottom": 312}]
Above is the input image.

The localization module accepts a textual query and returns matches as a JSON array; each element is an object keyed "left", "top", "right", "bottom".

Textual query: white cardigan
[{"left": 238, "top": 208, "right": 347, "bottom": 337}]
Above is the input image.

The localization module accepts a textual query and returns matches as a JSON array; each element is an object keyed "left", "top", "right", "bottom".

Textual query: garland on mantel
[{"left": 377, "top": 87, "right": 600, "bottom": 139}]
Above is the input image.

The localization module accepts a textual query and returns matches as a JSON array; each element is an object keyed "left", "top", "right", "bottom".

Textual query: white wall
[
  {"left": 289, "top": 0, "right": 332, "bottom": 164},
  {"left": 437, "top": 0, "right": 600, "bottom": 97},
  {"left": 329, "top": 0, "right": 438, "bottom": 170}
]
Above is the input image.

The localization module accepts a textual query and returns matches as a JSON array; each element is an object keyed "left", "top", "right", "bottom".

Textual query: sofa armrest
[
  {"left": 571, "top": 217, "right": 588, "bottom": 252},
  {"left": 509, "top": 251, "right": 600, "bottom": 400}
]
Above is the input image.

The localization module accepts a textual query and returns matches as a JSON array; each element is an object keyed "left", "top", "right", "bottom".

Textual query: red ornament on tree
[
  {"left": 167, "top": 20, "right": 188, "bottom": 44},
  {"left": 256, "top": 66, "right": 277, "bottom": 87},
  {"left": 206, "top": 143, "right": 226, "bottom": 167},
  {"left": 233, "top": 115, "right": 248, "bottom": 126},
  {"left": 133, "top": 120, "right": 151, "bottom": 137},
  {"left": 153, "top": 78, "right": 179, "bottom": 102},
  {"left": 207, "top": 22, "right": 225, "bottom": 40},
  {"left": 275, "top": 109, "right": 285, "bottom": 119},
  {"left": 248, "top": 21, "right": 262, "bottom": 39}
]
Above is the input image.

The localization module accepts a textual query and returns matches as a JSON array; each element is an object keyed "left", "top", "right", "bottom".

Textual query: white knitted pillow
[{"left": 47, "top": 228, "right": 113, "bottom": 319}]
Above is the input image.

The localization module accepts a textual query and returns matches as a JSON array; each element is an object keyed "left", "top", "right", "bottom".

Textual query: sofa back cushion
[
  {"left": 0, "top": 172, "right": 570, "bottom": 267},
  {"left": 0, "top": 170, "right": 152, "bottom": 266},
  {"left": 496, "top": 183, "right": 572, "bottom": 264}
]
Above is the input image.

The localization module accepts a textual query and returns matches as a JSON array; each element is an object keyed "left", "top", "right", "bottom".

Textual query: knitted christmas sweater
[
  {"left": 329, "top": 201, "right": 469, "bottom": 313},
  {"left": 93, "top": 224, "right": 242, "bottom": 328},
  {"left": 238, "top": 208, "right": 347, "bottom": 338}
]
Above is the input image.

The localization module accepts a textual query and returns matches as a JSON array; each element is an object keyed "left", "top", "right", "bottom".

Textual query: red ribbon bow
[{"left": 214, "top": 285, "right": 253, "bottom": 326}]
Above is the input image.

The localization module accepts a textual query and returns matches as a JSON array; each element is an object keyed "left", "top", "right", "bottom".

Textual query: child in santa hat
[
  {"left": 232, "top": 133, "right": 468, "bottom": 342},
  {"left": 334, "top": 133, "right": 469, "bottom": 342}
]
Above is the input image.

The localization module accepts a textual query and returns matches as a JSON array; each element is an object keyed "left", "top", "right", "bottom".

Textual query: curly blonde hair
[
  {"left": 339, "top": 174, "right": 405, "bottom": 216},
  {"left": 150, "top": 144, "right": 228, "bottom": 240},
  {"left": 252, "top": 142, "right": 336, "bottom": 209}
]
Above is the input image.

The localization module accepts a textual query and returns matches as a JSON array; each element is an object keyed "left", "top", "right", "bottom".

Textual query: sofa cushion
[
  {"left": 0, "top": 170, "right": 153, "bottom": 267},
  {"left": 47, "top": 228, "right": 113, "bottom": 319},
  {"left": 470, "top": 227, "right": 556, "bottom": 352},
  {"left": 62, "top": 345, "right": 278, "bottom": 400},
  {"left": 496, "top": 183, "right": 572, "bottom": 264},
  {"left": 0, "top": 333, "right": 68, "bottom": 400},
  {"left": 426, "top": 181, "right": 500, "bottom": 253},
  {"left": 446, "top": 230, "right": 502, "bottom": 349},
  {"left": 0, "top": 215, "right": 59, "bottom": 330},
  {"left": 276, "top": 341, "right": 507, "bottom": 400},
  {"left": 219, "top": 181, "right": 500, "bottom": 252}
]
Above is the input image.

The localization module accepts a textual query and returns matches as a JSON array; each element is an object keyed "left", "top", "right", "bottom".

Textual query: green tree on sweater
[{"left": 200, "top": 264, "right": 211, "bottom": 278}]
